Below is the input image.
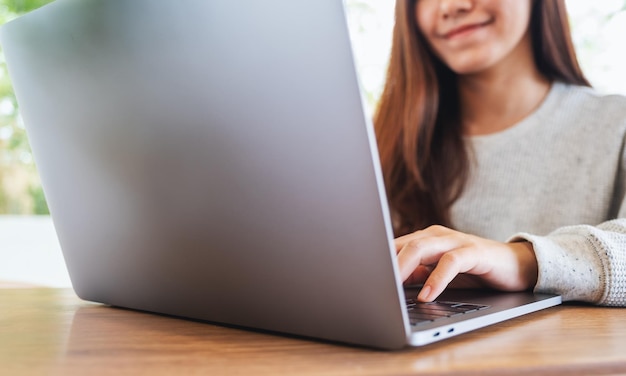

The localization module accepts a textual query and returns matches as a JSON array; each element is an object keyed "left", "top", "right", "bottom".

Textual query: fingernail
[{"left": 418, "top": 285, "right": 431, "bottom": 302}]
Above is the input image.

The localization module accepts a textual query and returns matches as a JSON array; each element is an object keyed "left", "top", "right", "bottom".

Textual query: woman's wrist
[{"left": 510, "top": 241, "right": 539, "bottom": 290}]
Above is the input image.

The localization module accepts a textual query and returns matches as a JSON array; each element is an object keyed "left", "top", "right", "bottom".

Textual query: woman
[{"left": 375, "top": 0, "right": 626, "bottom": 306}]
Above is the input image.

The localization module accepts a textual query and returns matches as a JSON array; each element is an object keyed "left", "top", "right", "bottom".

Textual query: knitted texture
[{"left": 450, "top": 82, "right": 626, "bottom": 306}]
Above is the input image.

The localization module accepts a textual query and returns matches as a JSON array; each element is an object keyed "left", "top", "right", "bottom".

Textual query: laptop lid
[
  {"left": 1, "top": 0, "right": 411, "bottom": 349},
  {"left": 1, "top": 0, "right": 560, "bottom": 350}
]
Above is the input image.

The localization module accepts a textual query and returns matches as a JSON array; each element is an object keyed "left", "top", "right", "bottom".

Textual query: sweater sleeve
[
  {"left": 510, "top": 219, "right": 626, "bottom": 306},
  {"left": 508, "top": 99, "right": 626, "bottom": 307}
]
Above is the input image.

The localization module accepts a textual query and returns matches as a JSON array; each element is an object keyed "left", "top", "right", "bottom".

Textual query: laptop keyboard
[{"left": 406, "top": 299, "right": 490, "bottom": 326}]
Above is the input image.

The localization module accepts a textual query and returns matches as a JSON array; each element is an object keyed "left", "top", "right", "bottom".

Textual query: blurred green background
[{"left": 0, "top": 0, "right": 53, "bottom": 214}]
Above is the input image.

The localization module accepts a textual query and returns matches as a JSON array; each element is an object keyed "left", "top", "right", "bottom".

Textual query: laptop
[{"left": 0, "top": 0, "right": 561, "bottom": 350}]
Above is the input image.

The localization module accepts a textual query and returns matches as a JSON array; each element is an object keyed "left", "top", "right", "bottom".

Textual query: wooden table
[{"left": 1, "top": 288, "right": 626, "bottom": 375}]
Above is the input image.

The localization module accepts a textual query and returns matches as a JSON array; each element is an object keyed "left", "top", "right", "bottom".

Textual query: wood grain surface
[{"left": 1, "top": 288, "right": 625, "bottom": 375}]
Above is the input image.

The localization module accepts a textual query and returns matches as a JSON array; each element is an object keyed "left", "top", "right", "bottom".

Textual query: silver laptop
[{"left": 0, "top": 0, "right": 560, "bottom": 350}]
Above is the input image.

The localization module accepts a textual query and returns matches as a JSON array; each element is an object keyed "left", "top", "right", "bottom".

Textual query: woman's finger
[
  {"left": 404, "top": 264, "right": 433, "bottom": 285},
  {"left": 417, "top": 247, "right": 482, "bottom": 302},
  {"left": 396, "top": 233, "right": 468, "bottom": 281},
  {"left": 394, "top": 225, "right": 452, "bottom": 253}
]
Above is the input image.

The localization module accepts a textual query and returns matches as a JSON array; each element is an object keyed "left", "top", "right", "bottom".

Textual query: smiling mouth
[{"left": 443, "top": 19, "right": 494, "bottom": 39}]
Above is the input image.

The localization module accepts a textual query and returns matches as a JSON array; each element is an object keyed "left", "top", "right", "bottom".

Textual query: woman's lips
[{"left": 443, "top": 19, "right": 494, "bottom": 39}]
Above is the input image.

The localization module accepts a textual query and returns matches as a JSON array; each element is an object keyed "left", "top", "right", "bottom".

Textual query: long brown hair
[{"left": 374, "top": 0, "right": 589, "bottom": 236}]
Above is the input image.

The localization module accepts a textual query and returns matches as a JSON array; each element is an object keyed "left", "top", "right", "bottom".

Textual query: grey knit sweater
[{"left": 450, "top": 82, "right": 626, "bottom": 306}]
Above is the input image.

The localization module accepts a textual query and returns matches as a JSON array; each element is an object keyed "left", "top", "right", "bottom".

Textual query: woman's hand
[{"left": 395, "top": 225, "right": 539, "bottom": 302}]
